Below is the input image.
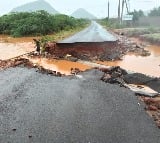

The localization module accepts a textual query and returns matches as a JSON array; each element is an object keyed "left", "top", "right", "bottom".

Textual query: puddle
[
  {"left": 98, "top": 45, "right": 160, "bottom": 77},
  {"left": 28, "top": 57, "right": 91, "bottom": 75}
]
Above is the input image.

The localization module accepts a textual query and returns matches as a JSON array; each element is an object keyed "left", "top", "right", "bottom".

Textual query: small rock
[
  {"left": 12, "top": 129, "right": 17, "bottom": 131},
  {"left": 148, "top": 105, "right": 158, "bottom": 111},
  {"left": 99, "top": 68, "right": 110, "bottom": 73},
  {"left": 57, "top": 72, "right": 62, "bottom": 77},
  {"left": 28, "top": 135, "right": 32, "bottom": 138}
]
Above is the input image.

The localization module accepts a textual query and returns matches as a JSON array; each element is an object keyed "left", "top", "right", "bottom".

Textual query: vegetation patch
[
  {"left": 0, "top": 10, "right": 89, "bottom": 37},
  {"left": 140, "top": 33, "right": 160, "bottom": 45}
]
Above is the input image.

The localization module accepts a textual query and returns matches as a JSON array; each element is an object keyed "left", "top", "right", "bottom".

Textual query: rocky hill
[
  {"left": 11, "top": 0, "right": 59, "bottom": 14},
  {"left": 71, "top": 8, "right": 97, "bottom": 19}
]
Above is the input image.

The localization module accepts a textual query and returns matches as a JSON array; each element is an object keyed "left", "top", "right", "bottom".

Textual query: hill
[
  {"left": 71, "top": 8, "right": 97, "bottom": 19},
  {"left": 11, "top": 0, "right": 59, "bottom": 14}
]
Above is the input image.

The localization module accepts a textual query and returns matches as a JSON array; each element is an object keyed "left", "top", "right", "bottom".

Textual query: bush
[{"left": 0, "top": 10, "right": 89, "bottom": 37}]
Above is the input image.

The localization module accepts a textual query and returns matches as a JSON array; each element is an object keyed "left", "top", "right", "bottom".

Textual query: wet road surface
[
  {"left": 0, "top": 67, "right": 160, "bottom": 143},
  {"left": 59, "top": 21, "right": 117, "bottom": 43}
]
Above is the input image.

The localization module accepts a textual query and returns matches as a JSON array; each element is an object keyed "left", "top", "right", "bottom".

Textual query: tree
[
  {"left": 149, "top": 7, "right": 160, "bottom": 17},
  {"left": 129, "top": 10, "right": 145, "bottom": 22}
]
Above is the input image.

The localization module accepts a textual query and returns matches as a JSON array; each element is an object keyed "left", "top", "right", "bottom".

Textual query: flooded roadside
[
  {"left": 0, "top": 42, "right": 34, "bottom": 60},
  {"left": 1, "top": 40, "right": 160, "bottom": 77},
  {"left": 0, "top": 35, "right": 39, "bottom": 60},
  {"left": 0, "top": 34, "right": 160, "bottom": 77},
  {"left": 0, "top": 35, "right": 39, "bottom": 43},
  {"left": 98, "top": 44, "right": 160, "bottom": 77}
]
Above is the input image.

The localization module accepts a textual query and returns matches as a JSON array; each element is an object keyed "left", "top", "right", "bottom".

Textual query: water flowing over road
[{"left": 59, "top": 21, "right": 117, "bottom": 43}]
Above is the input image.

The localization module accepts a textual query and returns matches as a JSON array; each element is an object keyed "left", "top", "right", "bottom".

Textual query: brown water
[
  {"left": 0, "top": 35, "right": 160, "bottom": 77},
  {"left": 0, "top": 35, "right": 36, "bottom": 60},
  {"left": 28, "top": 57, "right": 90, "bottom": 75},
  {"left": 0, "top": 42, "right": 35, "bottom": 60},
  {"left": 98, "top": 45, "right": 160, "bottom": 77},
  {"left": 0, "top": 35, "right": 39, "bottom": 43}
]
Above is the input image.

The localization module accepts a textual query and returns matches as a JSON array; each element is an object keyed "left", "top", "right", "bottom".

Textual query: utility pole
[
  {"left": 121, "top": 0, "right": 125, "bottom": 24},
  {"left": 121, "top": 0, "right": 130, "bottom": 23},
  {"left": 108, "top": 1, "right": 110, "bottom": 20},
  {"left": 125, "top": 0, "right": 129, "bottom": 14},
  {"left": 118, "top": 0, "right": 121, "bottom": 23}
]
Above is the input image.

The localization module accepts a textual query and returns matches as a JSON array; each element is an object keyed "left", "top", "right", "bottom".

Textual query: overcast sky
[{"left": 0, "top": 0, "right": 159, "bottom": 17}]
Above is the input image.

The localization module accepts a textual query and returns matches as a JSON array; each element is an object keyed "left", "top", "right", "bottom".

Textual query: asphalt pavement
[
  {"left": 0, "top": 67, "right": 160, "bottom": 143},
  {"left": 59, "top": 21, "right": 117, "bottom": 43}
]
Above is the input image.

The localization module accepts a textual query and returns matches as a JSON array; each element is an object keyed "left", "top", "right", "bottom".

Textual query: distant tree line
[
  {"left": 0, "top": 10, "right": 89, "bottom": 37},
  {"left": 127, "top": 7, "right": 160, "bottom": 22},
  {"left": 129, "top": 7, "right": 160, "bottom": 21},
  {"left": 99, "top": 6, "right": 160, "bottom": 28},
  {"left": 148, "top": 7, "right": 160, "bottom": 17},
  {"left": 129, "top": 10, "right": 145, "bottom": 22}
]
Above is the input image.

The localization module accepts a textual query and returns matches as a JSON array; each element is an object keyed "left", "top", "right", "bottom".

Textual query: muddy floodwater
[
  {"left": 98, "top": 45, "right": 160, "bottom": 77},
  {"left": 0, "top": 42, "right": 34, "bottom": 60},
  {"left": 28, "top": 57, "right": 90, "bottom": 75},
  {"left": 0, "top": 35, "right": 160, "bottom": 77},
  {"left": 0, "top": 34, "right": 39, "bottom": 43},
  {"left": 0, "top": 35, "right": 35, "bottom": 60}
]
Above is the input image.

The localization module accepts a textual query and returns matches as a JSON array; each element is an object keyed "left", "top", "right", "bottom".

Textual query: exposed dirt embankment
[
  {"left": 53, "top": 42, "right": 120, "bottom": 61},
  {"left": 45, "top": 38, "right": 149, "bottom": 61}
]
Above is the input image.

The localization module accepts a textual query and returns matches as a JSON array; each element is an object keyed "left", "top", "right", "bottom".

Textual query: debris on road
[
  {"left": 125, "top": 84, "right": 159, "bottom": 97},
  {"left": 99, "top": 66, "right": 160, "bottom": 128},
  {"left": 141, "top": 96, "right": 160, "bottom": 128}
]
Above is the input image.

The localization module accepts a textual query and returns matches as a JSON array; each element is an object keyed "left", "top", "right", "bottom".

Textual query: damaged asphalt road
[
  {"left": 0, "top": 67, "right": 160, "bottom": 143},
  {"left": 59, "top": 21, "right": 117, "bottom": 43}
]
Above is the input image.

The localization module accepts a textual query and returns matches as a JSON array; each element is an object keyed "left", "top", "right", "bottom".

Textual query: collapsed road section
[
  {"left": 55, "top": 21, "right": 118, "bottom": 61},
  {"left": 45, "top": 21, "right": 149, "bottom": 61},
  {"left": 44, "top": 21, "right": 120, "bottom": 60}
]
